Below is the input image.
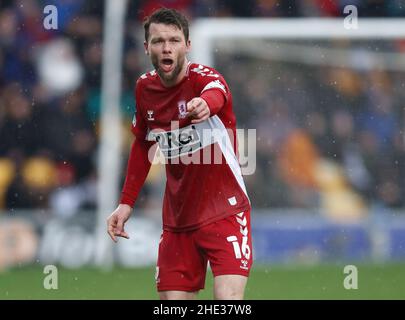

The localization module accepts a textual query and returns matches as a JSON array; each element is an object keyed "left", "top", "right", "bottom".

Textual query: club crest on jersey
[
  {"left": 178, "top": 100, "right": 187, "bottom": 119},
  {"left": 147, "top": 110, "right": 155, "bottom": 121}
]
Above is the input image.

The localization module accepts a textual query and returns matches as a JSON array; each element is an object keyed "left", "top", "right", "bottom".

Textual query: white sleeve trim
[{"left": 201, "top": 80, "right": 227, "bottom": 94}]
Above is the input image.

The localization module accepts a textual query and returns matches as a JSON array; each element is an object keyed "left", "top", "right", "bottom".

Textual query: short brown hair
[{"left": 143, "top": 8, "right": 189, "bottom": 42}]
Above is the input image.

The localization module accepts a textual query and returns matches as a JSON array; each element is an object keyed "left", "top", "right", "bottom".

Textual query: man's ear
[
  {"left": 186, "top": 39, "right": 191, "bottom": 53},
  {"left": 144, "top": 41, "right": 149, "bottom": 55}
]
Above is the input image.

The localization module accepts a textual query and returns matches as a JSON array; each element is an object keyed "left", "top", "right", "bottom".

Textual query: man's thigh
[
  {"left": 156, "top": 230, "right": 207, "bottom": 293},
  {"left": 197, "top": 210, "right": 253, "bottom": 279}
]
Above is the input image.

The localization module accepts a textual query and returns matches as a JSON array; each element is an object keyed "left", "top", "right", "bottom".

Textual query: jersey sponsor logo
[{"left": 148, "top": 124, "right": 203, "bottom": 159}]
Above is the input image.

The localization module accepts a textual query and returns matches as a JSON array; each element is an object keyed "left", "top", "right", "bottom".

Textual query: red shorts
[{"left": 155, "top": 210, "right": 253, "bottom": 292}]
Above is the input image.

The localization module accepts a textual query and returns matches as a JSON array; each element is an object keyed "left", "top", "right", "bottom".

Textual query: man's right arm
[
  {"left": 107, "top": 136, "right": 155, "bottom": 242},
  {"left": 107, "top": 78, "right": 154, "bottom": 242},
  {"left": 120, "top": 136, "right": 155, "bottom": 207}
]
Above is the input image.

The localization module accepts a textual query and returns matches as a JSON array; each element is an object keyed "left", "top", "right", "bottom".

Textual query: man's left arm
[{"left": 187, "top": 69, "right": 229, "bottom": 123}]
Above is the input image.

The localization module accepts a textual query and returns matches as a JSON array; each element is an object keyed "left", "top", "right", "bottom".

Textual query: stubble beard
[{"left": 152, "top": 54, "right": 185, "bottom": 86}]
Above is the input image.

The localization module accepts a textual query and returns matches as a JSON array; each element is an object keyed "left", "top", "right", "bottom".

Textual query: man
[{"left": 107, "top": 8, "right": 252, "bottom": 300}]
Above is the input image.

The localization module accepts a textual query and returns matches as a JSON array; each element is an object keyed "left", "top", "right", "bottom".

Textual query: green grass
[{"left": 1, "top": 263, "right": 404, "bottom": 300}]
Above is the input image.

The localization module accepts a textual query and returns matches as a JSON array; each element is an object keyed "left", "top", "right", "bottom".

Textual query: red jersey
[{"left": 122, "top": 62, "right": 250, "bottom": 232}]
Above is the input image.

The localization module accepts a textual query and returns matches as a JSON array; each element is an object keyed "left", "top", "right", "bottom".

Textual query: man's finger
[
  {"left": 116, "top": 231, "right": 130, "bottom": 239},
  {"left": 186, "top": 101, "right": 194, "bottom": 113},
  {"left": 186, "top": 98, "right": 202, "bottom": 113},
  {"left": 116, "top": 218, "right": 129, "bottom": 239},
  {"left": 116, "top": 217, "right": 125, "bottom": 233},
  {"left": 107, "top": 214, "right": 117, "bottom": 226},
  {"left": 188, "top": 104, "right": 205, "bottom": 119},
  {"left": 191, "top": 113, "right": 210, "bottom": 124},
  {"left": 107, "top": 225, "right": 117, "bottom": 242},
  {"left": 186, "top": 99, "right": 196, "bottom": 111},
  {"left": 195, "top": 107, "right": 209, "bottom": 119},
  {"left": 189, "top": 104, "right": 210, "bottom": 123}
]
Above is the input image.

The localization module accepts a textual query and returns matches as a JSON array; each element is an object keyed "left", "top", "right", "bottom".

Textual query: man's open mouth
[{"left": 160, "top": 58, "right": 174, "bottom": 73}]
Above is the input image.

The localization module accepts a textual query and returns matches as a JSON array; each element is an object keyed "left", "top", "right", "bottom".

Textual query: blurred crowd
[
  {"left": 0, "top": 0, "right": 405, "bottom": 217},
  {"left": 220, "top": 52, "right": 405, "bottom": 215}
]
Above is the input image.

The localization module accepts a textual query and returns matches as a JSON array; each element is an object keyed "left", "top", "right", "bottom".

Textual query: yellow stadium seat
[
  {"left": 0, "top": 158, "right": 16, "bottom": 209},
  {"left": 22, "top": 157, "right": 57, "bottom": 189}
]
